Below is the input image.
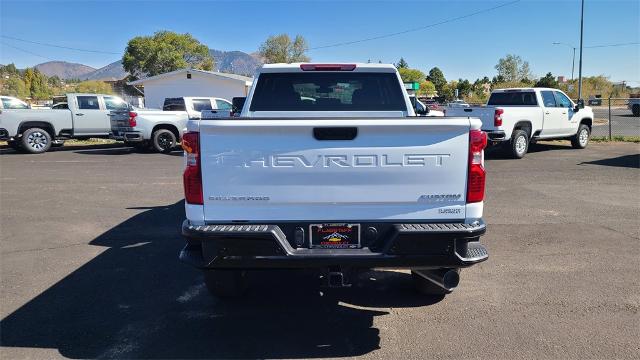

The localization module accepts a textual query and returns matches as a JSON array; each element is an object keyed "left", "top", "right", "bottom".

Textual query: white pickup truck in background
[
  {"left": 179, "top": 63, "right": 489, "bottom": 298},
  {"left": 0, "top": 93, "right": 128, "bottom": 153},
  {"left": 110, "top": 96, "right": 232, "bottom": 153},
  {"left": 446, "top": 88, "right": 594, "bottom": 158}
]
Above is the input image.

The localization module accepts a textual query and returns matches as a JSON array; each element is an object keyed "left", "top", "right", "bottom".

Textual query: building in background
[{"left": 127, "top": 69, "right": 253, "bottom": 109}]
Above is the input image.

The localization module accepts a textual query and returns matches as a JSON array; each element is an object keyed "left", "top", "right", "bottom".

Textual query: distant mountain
[
  {"left": 31, "top": 48, "right": 262, "bottom": 81},
  {"left": 34, "top": 61, "right": 95, "bottom": 79},
  {"left": 84, "top": 60, "right": 128, "bottom": 81},
  {"left": 209, "top": 49, "right": 262, "bottom": 77}
]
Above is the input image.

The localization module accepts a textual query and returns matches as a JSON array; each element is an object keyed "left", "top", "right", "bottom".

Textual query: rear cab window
[
  {"left": 77, "top": 96, "right": 101, "bottom": 110},
  {"left": 103, "top": 96, "right": 128, "bottom": 111},
  {"left": 487, "top": 91, "right": 538, "bottom": 106},
  {"left": 249, "top": 72, "right": 406, "bottom": 112},
  {"left": 163, "top": 98, "right": 186, "bottom": 111},
  {"left": 191, "top": 99, "right": 213, "bottom": 112},
  {"left": 1, "top": 97, "right": 29, "bottom": 109}
]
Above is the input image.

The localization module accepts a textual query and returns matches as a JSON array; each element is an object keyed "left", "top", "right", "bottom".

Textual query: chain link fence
[{"left": 590, "top": 98, "right": 640, "bottom": 138}]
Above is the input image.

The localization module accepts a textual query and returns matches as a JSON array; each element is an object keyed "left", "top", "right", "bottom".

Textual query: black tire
[
  {"left": 411, "top": 270, "right": 453, "bottom": 296},
  {"left": 571, "top": 124, "right": 590, "bottom": 149},
  {"left": 508, "top": 129, "right": 529, "bottom": 159},
  {"left": 7, "top": 140, "right": 21, "bottom": 151},
  {"left": 51, "top": 139, "right": 65, "bottom": 147},
  {"left": 151, "top": 129, "right": 177, "bottom": 153},
  {"left": 632, "top": 104, "right": 639, "bottom": 117},
  {"left": 203, "top": 270, "right": 248, "bottom": 298},
  {"left": 20, "top": 127, "right": 52, "bottom": 154}
]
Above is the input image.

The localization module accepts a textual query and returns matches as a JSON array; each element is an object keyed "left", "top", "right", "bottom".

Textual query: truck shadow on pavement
[
  {"left": 0, "top": 201, "right": 441, "bottom": 359},
  {"left": 580, "top": 153, "right": 640, "bottom": 169}
]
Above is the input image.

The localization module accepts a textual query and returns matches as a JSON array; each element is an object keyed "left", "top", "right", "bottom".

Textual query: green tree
[
  {"left": 76, "top": 80, "right": 114, "bottom": 94},
  {"left": 495, "top": 54, "right": 532, "bottom": 82},
  {"left": 4, "top": 77, "right": 29, "bottom": 98},
  {"left": 0, "top": 63, "right": 19, "bottom": 75},
  {"left": 535, "top": 72, "right": 558, "bottom": 88},
  {"left": 395, "top": 57, "right": 409, "bottom": 69},
  {"left": 28, "top": 69, "right": 52, "bottom": 100},
  {"left": 259, "top": 34, "right": 310, "bottom": 63},
  {"left": 122, "top": 31, "right": 213, "bottom": 79},
  {"left": 416, "top": 80, "right": 436, "bottom": 97},
  {"left": 456, "top": 79, "right": 472, "bottom": 97},
  {"left": 398, "top": 68, "right": 425, "bottom": 83},
  {"left": 440, "top": 80, "right": 458, "bottom": 101},
  {"left": 426, "top": 67, "right": 447, "bottom": 96}
]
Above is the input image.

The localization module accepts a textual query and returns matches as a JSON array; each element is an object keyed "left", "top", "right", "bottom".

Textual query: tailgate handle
[
  {"left": 313, "top": 127, "right": 357, "bottom": 141},
  {"left": 463, "top": 108, "right": 472, "bottom": 112}
]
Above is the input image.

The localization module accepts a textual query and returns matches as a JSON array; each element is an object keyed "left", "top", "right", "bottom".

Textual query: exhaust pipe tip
[
  {"left": 442, "top": 270, "right": 460, "bottom": 290},
  {"left": 414, "top": 268, "right": 460, "bottom": 291}
]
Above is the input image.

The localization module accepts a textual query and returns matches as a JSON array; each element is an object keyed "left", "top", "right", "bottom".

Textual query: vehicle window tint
[
  {"left": 250, "top": 72, "right": 407, "bottom": 111},
  {"left": 104, "top": 96, "right": 128, "bottom": 110},
  {"left": 541, "top": 91, "right": 557, "bottom": 107},
  {"left": 215, "top": 99, "right": 232, "bottom": 110},
  {"left": 192, "top": 99, "right": 213, "bottom": 112},
  {"left": 554, "top": 91, "right": 572, "bottom": 108},
  {"left": 487, "top": 92, "right": 538, "bottom": 106},
  {"left": 1, "top": 98, "right": 29, "bottom": 109},
  {"left": 163, "top": 98, "right": 186, "bottom": 111},
  {"left": 52, "top": 103, "right": 69, "bottom": 109},
  {"left": 77, "top": 96, "right": 100, "bottom": 110}
]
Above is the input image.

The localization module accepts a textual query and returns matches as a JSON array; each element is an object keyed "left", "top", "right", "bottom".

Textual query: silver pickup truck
[
  {"left": 110, "top": 97, "right": 232, "bottom": 153},
  {"left": 0, "top": 93, "right": 128, "bottom": 153}
]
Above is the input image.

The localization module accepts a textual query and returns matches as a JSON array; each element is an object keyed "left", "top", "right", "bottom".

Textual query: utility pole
[
  {"left": 577, "top": 0, "right": 585, "bottom": 102},
  {"left": 552, "top": 42, "right": 576, "bottom": 81}
]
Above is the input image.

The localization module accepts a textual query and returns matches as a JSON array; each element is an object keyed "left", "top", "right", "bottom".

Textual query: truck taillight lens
[
  {"left": 467, "top": 129, "right": 487, "bottom": 203},
  {"left": 493, "top": 108, "right": 503, "bottom": 127},
  {"left": 182, "top": 132, "right": 203, "bottom": 205},
  {"left": 128, "top": 111, "right": 137, "bottom": 127}
]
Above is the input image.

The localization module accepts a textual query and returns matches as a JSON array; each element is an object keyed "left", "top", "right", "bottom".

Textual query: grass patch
[{"left": 591, "top": 136, "right": 640, "bottom": 143}]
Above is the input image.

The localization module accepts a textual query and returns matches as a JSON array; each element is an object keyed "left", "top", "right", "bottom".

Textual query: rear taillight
[
  {"left": 128, "top": 111, "right": 137, "bottom": 127},
  {"left": 300, "top": 64, "right": 356, "bottom": 71},
  {"left": 182, "top": 132, "right": 203, "bottom": 205},
  {"left": 493, "top": 108, "right": 503, "bottom": 127},
  {"left": 467, "top": 129, "right": 487, "bottom": 203}
]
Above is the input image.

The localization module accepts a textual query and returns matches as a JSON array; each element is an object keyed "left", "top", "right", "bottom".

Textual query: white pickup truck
[
  {"left": 0, "top": 93, "right": 128, "bottom": 153},
  {"left": 446, "top": 88, "right": 594, "bottom": 158},
  {"left": 110, "top": 97, "right": 232, "bottom": 153},
  {"left": 178, "top": 63, "right": 489, "bottom": 298}
]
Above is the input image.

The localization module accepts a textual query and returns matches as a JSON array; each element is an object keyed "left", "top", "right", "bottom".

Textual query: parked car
[
  {"left": 446, "top": 88, "right": 594, "bottom": 158},
  {"left": 628, "top": 96, "right": 640, "bottom": 116},
  {"left": 447, "top": 99, "right": 470, "bottom": 108},
  {"left": 0, "top": 93, "right": 128, "bottom": 153},
  {"left": 588, "top": 94, "right": 602, "bottom": 106},
  {"left": 179, "top": 63, "right": 489, "bottom": 298},
  {"left": 109, "top": 96, "right": 232, "bottom": 153}
]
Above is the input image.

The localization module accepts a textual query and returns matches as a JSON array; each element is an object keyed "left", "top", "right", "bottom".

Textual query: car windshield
[
  {"left": 249, "top": 72, "right": 406, "bottom": 111},
  {"left": 488, "top": 91, "right": 538, "bottom": 106}
]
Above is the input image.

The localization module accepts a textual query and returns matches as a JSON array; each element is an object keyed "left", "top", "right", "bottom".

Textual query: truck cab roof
[{"left": 259, "top": 63, "right": 399, "bottom": 73}]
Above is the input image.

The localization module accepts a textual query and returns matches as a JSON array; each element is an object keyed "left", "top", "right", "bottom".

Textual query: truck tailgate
[{"left": 199, "top": 118, "right": 474, "bottom": 222}]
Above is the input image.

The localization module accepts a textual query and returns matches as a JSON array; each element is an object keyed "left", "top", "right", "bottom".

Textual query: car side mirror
[
  {"left": 232, "top": 97, "right": 246, "bottom": 115},
  {"left": 574, "top": 99, "right": 585, "bottom": 112},
  {"left": 416, "top": 107, "right": 428, "bottom": 115}
]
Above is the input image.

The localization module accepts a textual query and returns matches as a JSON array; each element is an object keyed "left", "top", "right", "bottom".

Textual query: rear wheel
[
  {"left": 632, "top": 104, "right": 639, "bottom": 116},
  {"left": 20, "top": 128, "right": 52, "bottom": 154},
  {"left": 571, "top": 124, "right": 590, "bottom": 149},
  {"left": 508, "top": 129, "right": 529, "bottom": 159},
  {"left": 203, "top": 270, "right": 248, "bottom": 298},
  {"left": 151, "top": 129, "right": 176, "bottom": 153}
]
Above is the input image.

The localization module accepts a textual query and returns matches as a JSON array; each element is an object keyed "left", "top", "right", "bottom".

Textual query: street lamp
[{"left": 552, "top": 42, "right": 576, "bottom": 81}]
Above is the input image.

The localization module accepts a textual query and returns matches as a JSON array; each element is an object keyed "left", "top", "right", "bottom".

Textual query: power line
[
  {"left": 0, "top": 41, "right": 54, "bottom": 61},
  {"left": 1, "top": 35, "right": 119, "bottom": 55},
  {"left": 309, "top": 0, "right": 521, "bottom": 50},
  {"left": 584, "top": 41, "right": 639, "bottom": 49}
]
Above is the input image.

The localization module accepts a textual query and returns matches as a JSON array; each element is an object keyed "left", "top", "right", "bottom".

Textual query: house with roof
[{"left": 127, "top": 69, "right": 253, "bottom": 109}]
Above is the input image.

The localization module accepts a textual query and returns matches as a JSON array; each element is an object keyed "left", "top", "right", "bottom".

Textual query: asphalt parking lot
[{"left": 1, "top": 141, "right": 639, "bottom": 359}]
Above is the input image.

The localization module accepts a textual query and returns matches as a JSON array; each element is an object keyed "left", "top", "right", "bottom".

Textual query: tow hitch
[{"left": 323, "top": 267, "right": 352, "bottom": 288}]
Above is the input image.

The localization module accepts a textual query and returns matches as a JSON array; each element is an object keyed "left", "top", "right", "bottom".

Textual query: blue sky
[{"left": 1, "top": 0, "right": 638, "bottom": 85}]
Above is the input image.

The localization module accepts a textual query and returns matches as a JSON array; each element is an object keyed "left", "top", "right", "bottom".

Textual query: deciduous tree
[
  {"left": 495, "top": 54, "right": 532, "bottom": 82},
  {"left": 259, "top": 34, "right": 310, "bottom": 63},
  {"left": 122, "top": 31, "right": 213, "bottom": 79}
]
